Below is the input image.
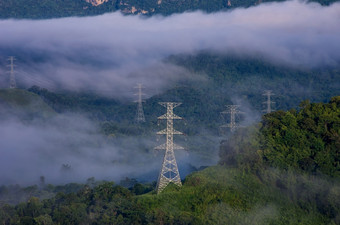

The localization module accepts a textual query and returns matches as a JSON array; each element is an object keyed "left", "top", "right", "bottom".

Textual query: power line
[
  {"left": 155, "top": 102, "right": 184, "bottom": 194},
  {"left": 220, "top": 105, "right": 244, "bottom": 133},
  {"left": 7, "top": 56, "right": 16, "bottom": 89},
  {"left": 134, "top": 83, "right": 146, "bottom": 123},
  {"left": 17, "top": 73, "right": 56, "bottom": 89},
  {"left": 262, "top": 90, "right": 275, "bottom": 114}
]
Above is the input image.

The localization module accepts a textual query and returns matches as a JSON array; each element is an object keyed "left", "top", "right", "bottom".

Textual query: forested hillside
[
  {"left": 219, "top": 96, "right": 340, "bottom": 178},
  {"left": 27, "top": 53, "right": 340, "bottom": 134},
  {"left": 0, "top": 0, "right": 338, "bottom": 19},
  {"left": 0, "top": 89, "right": 56, "bottom": 120},
  {"left": 18, "top": 53, "right": 338, "bottom": 170},
  {"left": 1, "top": 0, "right": 339, "bottom": 223},
  {"left": 1, "top": 97, "right": 339, "bottom": 225}
]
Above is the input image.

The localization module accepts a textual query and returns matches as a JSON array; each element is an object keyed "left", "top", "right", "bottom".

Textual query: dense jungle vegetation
[
  {"left": 0, "top": 51, "right": 339, "bottom": 224},
  {"left": 25, "top": 53, "right": 340, "bottom": 135},
  {"left": 0, "top": 96, "right": 339, "bottom": 225}
]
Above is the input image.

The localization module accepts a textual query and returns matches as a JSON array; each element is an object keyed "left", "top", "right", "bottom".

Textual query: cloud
[
  {"left": 0, "top": 0, "right": 339, "bottom": 97},
  {"left": 0, "top": 113, "right": 164, "bottom": 185},
  {"left": 0, "top": 103, "right": 215, "bottom": 185}
]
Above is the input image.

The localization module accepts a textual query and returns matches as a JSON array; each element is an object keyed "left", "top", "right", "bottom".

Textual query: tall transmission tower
[
  {"left": 7, "top": 56, "right": 16, "bottom": 89},
  {"left": 134, "top": 83, "right": 145, "bottom": 123},
  {"left": 220, "top": 105, "right": 243, "bottom": 133},
  {"left": 262, "top": 90, "right": 275, "bottom": 114},
  {"left": 155, "top": 102, "right": 184, "bottom": 193}
]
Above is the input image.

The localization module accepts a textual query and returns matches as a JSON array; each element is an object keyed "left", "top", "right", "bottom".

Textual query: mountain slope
[
  {"left": 0, "top": 0, "right": 338, "bottom": 19},
  {"left": 219, "top": 96, "right": 340, "bottom": 177},
  {"left": 0, "top": 97, "right": 339, "bottom": 224},
  {"left": 0, "top": 166, "right": 338, "bottom": 224},
  {"left": 0, "top": 88, "right": 56, "bottom": 119}
]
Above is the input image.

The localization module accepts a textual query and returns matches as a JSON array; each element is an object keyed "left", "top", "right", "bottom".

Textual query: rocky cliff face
[{"left": 85, "top": 0, "right": 108, "bottom": 6}]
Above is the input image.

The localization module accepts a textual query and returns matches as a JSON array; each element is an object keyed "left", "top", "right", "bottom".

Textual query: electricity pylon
[
  {"left": 7, "top": 56, "right": 16, "bottom": 89},
  {"left": 134, "top": 83, "right": 145, "bottom": 123},
  {"left": 155, "top": 102, "right": 184, "bottom": 193},
  {"left": 220, "top": 105, "right": 243, "bottom": 133},
  {"left": 262, "top": 90, "right": 275, "bottom": 114}
]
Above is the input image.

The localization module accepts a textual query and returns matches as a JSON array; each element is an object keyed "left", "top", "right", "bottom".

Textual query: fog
[
  {"left": 0, "top": 0, "right": 339, "bottom": 98},
  {"left": 0, "top": 0, "right": 339, "bottom": 185},
  {"left": 0, "top": 106, "right": 219, "bottom": 185},
  {"left": 0, "top": 114, "right": 155, "bottom": 185}
]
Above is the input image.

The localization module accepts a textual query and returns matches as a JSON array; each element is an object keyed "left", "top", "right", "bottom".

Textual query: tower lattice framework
[
  {"left": 7, "top": 56, "right": 16, "bottom": 89},
  {"left": 155, "top": 102, "right": 184, "bottom": 193},
  {"left": 220, "top": 105, "right": 243, "bottom": 133},
  {"left": 134, "top": 83, "right": 145, "bottom": 123},
  {"left": 262, "top": 90, "right": 275, "bottom": 114}
]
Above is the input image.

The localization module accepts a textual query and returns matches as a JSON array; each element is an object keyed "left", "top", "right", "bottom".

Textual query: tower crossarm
[
  {"left": 156, "top": 128, "right": 183, "bottom": 135},
  {"left": 220, "top": 105, "right": 244, "bottom": 133},
  {"left": 154, "top": 143, "right": 184, "bottom": 151},
  {"left": 158, "top": 102, "right": 182, "bottom": 108},
  {"left": 158, "top": 114, "right": 182, "bottom": 120},
  {"left": 154, "top": 143, "right": 166, "bottom": 150},
  {"left": 134, "top": 98, "right": 145, "bottom": 102}
]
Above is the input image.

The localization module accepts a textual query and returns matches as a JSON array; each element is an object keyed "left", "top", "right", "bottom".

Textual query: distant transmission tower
[
  {"left": 134, "top": 83, "right": 145, "bottom": 123},
  {"left": 262, "top": 90, "right": 275, "bottom": 114},
  {"left": 155, "top": 102, "right": 184, "bottom": 193},
  {"left": 7, "top": 56, "right": 16, "bottom": 89},
  {"left": 220, "top": 105, "right": 243, "bottom": 133}
]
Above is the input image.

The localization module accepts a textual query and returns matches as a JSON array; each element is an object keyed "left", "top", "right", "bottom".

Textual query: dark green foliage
[
  {"left": 26, "top": 53, "right": 340, "bottom": 136},
  {"left": 22, "top": 53, "right": 340, "bottom": 170},
  {"left": 259, "top": 96, "right": 340, "bottom": 177},
  {"left": 0, "top": 0, "right": 121, "bottom": 19},
  {"left": 219, "top": 126, "right": 262, "bottom": 170},
  {"left": 168, "top": 53, "right": 340, "bottom": 113},
  {"left": 1, "top": 167, "right": 339, "bottom": 224},
  {"left": 0, "top": 0, "right": 338, "bottom": 19},
  {"left": 220, "top": 96, "right": 340, "bottom": 177},
  {"left": 0, "top": 183, "right": 85, "bottom": 207},
  {"left": 0, "top": 88, "right": 56, "bottom": 120},
  {"left": 0, "top": 53, "right": 339, "bottom": 224}
]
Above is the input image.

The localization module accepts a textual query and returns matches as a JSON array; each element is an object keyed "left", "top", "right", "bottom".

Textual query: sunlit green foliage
[
  {"left": 220, "top": 96, "right": 340, "bottom": 177},
  {"left": 259, "top": 96, "right": 340, "bottom": 177},
  {"left": 1, "top": 166, "right": 339, "bottom": 224}
]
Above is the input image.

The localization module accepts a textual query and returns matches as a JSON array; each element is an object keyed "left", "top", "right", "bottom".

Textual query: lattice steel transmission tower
[
  {"left": 134, "top": 83, "right": 145, "bottom": 123},
  {"left": 220, "top": 105, "right": 243, "bottom": 133},
  {"left": 7, "top": 56, "right": 16, "bottom": 89},
  {"left": 263, "top": 90, "right": 275, "bottom": 114},
  {"left": 155, "top": 102, "right": 184, "bottom": 193}
]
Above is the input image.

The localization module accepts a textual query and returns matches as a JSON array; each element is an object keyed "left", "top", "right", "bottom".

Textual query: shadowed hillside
[
  {"left": 0, "top": 0, "right": 338, "bottom": 19},
  {"left": 0, "top": 88, "right": 56, "bottom": 119}
]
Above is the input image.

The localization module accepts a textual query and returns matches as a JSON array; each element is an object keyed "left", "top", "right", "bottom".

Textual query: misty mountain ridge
[
  {"left": 0, "top": 1, "right": 339, "bottom": 223},
  {"left": 0, "top": 0, "right": 338, "bottom": 19},
  {"left": 0, "top": 88, "right": 56, "bottom": 120},
  {"left": 0, "top": 52, "right": 338, "bottom": 185}
]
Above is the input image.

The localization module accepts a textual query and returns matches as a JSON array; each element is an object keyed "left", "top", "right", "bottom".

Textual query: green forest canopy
[{"left": 1, "top": 96, "right": 339, "bottom": 224}]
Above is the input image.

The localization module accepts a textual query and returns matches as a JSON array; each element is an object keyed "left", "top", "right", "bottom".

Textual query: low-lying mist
[
  {"left": 0, "top": 113, "right": 153, "bottom": 185},
  {"left": 0, "top": 106, "right": 220, "bottom": 186},
  {"left": 0, "top": 0, "right": 339, "bottom": 99},
  {"left": 0, "top": 0, "right": 339, "bottom": 187}
]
